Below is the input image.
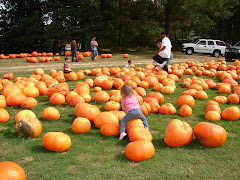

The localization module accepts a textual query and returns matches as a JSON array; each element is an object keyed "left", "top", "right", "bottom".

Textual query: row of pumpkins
[
  {"left": 0, "top": 50, "right": 130, "bottom": 60},
  {"left": 1, "top": 59, "right": 240, "bottom": 179}
]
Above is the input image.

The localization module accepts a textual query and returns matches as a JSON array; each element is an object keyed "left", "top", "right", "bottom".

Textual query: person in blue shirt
[{"left": 90, "top": 37, "right": 98, "bottom": 61}]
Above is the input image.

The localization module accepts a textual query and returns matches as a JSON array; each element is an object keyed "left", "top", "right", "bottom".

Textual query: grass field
[{"left": 0, "top": 52, "right": 239, "bottom": 179}]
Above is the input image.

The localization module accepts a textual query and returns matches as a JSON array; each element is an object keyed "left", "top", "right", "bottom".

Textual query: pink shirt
[{"left": 121, "top": 95, "right": 140, "bottom": 112}]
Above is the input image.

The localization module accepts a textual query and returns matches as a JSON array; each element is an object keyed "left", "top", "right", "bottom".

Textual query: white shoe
[
  {"left": 146, "top": 127, "right": 149, "bottom": 130},
  {"left": 119, "top": 132, "right": 127, "bottom": 140}
]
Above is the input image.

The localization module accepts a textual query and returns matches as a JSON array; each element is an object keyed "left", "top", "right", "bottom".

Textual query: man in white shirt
[{"left": 152, "top": 32, "right": 172, "bottom": 72}]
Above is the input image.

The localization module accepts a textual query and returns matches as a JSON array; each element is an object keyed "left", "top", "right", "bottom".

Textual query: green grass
[{"left": 0, "top": 53, "right": 240, "bottom": 179}]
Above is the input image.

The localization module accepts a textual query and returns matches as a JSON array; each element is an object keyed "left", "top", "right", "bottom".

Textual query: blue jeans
[
  {"left": 167, "top": 53, "right": 173, "bottom": 67},
  {"left": 72, "top": 50, "right": 78, "bottom": 62},
  {"left": 91, "top": 50, "right": 98, "bottom": 61},
  {"left": 120, "top": 108, "right": 149, "bottom": 133}
]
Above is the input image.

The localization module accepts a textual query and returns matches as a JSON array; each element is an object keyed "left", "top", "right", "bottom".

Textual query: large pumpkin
[
  {"left": 67, "top": 95, "right": 85, "bottom": 106},
  {"left": 49, "top": 93, "right": 66, "bottom": 105},
  {"left": 22, "top": 86, "right": 39, "bottom": 97},
  {"left": 100, "top": 123, "right": 120, "bottom": 136},
  {"left": 72, "top": 117, "right": 91, "bottom": 134},
  {"left": 128, "top": 127, "right": 152, "bottom": 142},
  {"left": 194, "top": 122, "right": 227, "bottom": 147},
  {"left": 0, "top": 161, "right": 26, "bottom": 180},
  {"left": 20, "top": 97, "right": 37, "bottom": 109},
  {"left": 159, "top": 103, "right": 176, "bottom": 115},
  {"left": 93, "top": 91, "right": 110, "bottom": 102},
  {"left": 15, "top": 117, "right": 42, "bottom": 138},
  {"left": 75, "top": 103, "right": 100, "bottom": 123},
  {"left": 125, "top": 140, "right": 155, "bottom": 162},
  {"left": 176, "top": 95, "right": 195, "bottom": 107},
  {"left": 42, "top": 132, "right": 71, "bottom": 152},
  {"left": 94, "top": 112, "right": 118, "bottom": 128},
  {"left": 126, "top": 119, "right": 144, "bottom": 134},
  {"left": 143, "top": 97, "right": 160, "bottom": 113},
  {"left": 47, "top": 83, "right": 70, "bottom": 98},
  {"left": 104, "top": 101, "right": 120, "bottom": 111},
  {"left": 164, "top": 119, "right": 193, "bottom": 148},
  {"left": 222, "top": 106, "right": 240, "bottom": 121}
]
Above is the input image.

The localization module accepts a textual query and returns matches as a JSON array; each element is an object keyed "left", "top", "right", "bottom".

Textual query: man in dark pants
[
  {"left": 152, "top": 32, "right": 172, "bottom": 72},
  {"left": 71, "top": 40, "right": 78, "bottom": 62}
]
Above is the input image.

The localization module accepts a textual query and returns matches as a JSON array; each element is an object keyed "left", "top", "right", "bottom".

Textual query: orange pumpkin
[
  {"left": 42, "top": 132, "right": 71, "bottom": 152},
  {"left": 126, "top": 119, "right": 144, "bottom": 134},
  {"left": 128, "top": 127, "right": 152, "bottom": 142},
  {"left": 164, "top": 119, "right": 193, "bottom": 148},
  {"left": 93, "top": 91, "right": 110, "bottom": 102},
  {"left": 194, "top": 122, "right": 227, "bottom": 147},
  {"left": 159, "top": 103, "right": 176, "bottom": 115},
  {"left": 67, "top": 95, "right": 85, "bottom": 107},
  {"left": 0, "top": 161, "right": 26, "bottom": 180},
  {"left": 42, "top": 107, "right": 60, "bottom": 120},
  {"left": 15, "top": 110, "right": 36, "bottom": 122},
  {"left": 20, "top": 97, "right": 37, "bottom": 109},
  {"left": 179, "top": 105, "right": 192, "bottom": 117},
  {"left": 100, "top": 123, "right": 120, "bottom": 136},
  {"left": 94, "top": 112, "right": 118, "bottom": 128},
  {"left": 139, "top": 102, "right": 151, "bottom": 115},
  {"left": 104, "top": 101, "right": 120, "bottom": 111},
  {"left": 72, "top": 117, "right": 91, "bottom": 134},
  {"left": 75, "top": 103, "right": 100, "bottom": 123},
  {"left": 125, "top": 140, "right": 155, "bottom": 162},
  {"left": 228, "top": 94, "right": 239, "bottom": 104},
  {"left": 205, "top": 110, "right": 221, "bottom": 121},
  {"left": 0, "top": 108, "right": 9, "bottom": 123},
  {"left": 177, "top": 95, "right": 195, "bottom": 107},
  {"left": 222, "top": 106, "right": 240, "bottom": 121},
  {"left": 49, "top": 93, "right": 66, "bottom": 105}
]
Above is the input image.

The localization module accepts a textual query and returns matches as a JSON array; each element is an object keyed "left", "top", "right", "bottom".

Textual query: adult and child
[
  {"left": 90, "top": 37, "right": 98, "bottom": 61},
  {"left": 153, "top": 32, "right": 172, "bottom": 72}
]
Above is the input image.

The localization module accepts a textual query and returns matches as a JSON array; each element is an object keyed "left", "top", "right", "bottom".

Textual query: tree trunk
[{"left": 164, "top": 3, "right": 171, "bottom": 36}]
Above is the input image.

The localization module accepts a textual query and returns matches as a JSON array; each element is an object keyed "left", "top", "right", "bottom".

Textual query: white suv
[{"left": 182, "top": 39, "right": 227, "bottom": 57}]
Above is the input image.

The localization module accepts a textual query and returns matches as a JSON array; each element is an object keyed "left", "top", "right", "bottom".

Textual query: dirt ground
[{"left": 0, "top": 53, "right": 226, "bottom": 73}]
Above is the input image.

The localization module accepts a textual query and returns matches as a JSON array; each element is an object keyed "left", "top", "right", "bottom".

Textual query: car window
[
  {"left": 197, "top": 41, "right": 206, "bottom": 45},
  {"left": 216, "top": 41, "right": 226, "bottom": 46},
  {"left": 208, "top": 41, "right": 214, "bottom": 45}
]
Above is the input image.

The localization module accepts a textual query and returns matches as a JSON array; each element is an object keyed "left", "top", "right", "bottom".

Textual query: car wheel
[
  {"left": 213, "top": 50, "right": 220, "bottom": 58},
  {"left": 186, "top": 48, "right": 193, "bottom": 55}
]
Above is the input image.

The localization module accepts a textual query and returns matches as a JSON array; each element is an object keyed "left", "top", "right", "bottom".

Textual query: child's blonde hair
[{"left": 121, "top": 84, "right": 135, "bottom": 98}]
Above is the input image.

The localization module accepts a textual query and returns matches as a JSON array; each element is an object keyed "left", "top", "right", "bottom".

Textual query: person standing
[
  {"left": 90, "top": 37, "right": 98, "bottom": 61},
  {"left": 152, "top": 32, "right": 172, "bottom": 72},
  {"left": 71, "top": 40, "right": 78, "bottom": 62}
]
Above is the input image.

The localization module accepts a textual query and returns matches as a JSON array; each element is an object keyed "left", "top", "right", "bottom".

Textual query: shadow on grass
[
  {"left": 2, "top": 130, "right": 18, "bottom": 140},
  {"left": 31, "top": 144, "right": 56, "bottom": 154}
]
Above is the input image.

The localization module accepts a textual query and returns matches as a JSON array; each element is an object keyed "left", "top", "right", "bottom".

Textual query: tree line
[{"left": 0, "top": 0, "right": 239, "bottom": 54}]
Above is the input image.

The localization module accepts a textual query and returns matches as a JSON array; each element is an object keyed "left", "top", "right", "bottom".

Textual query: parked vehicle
[
  {"left": 182, "top": 39, "right": 227, "bottom": 57},
  {"left": 225, "top": 41, "right": 240, "bottom": 61}
]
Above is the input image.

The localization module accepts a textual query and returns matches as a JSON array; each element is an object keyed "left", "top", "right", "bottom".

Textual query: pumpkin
[
  {"left": 0, "top": 161, "right": 26, "bottom": 180},
  {"left": 6, "top": 93, "right": 23, "bottom": 106},
  {"left": 42, "top": 107, "right": 60, "bottom": 120},
  {"left": 80, "top": 93, "right": 91, "bottom": 103},
  {"left": 47, "top": 83, "right": 70, "bottom": 98},
  {"left": 126, "top": 119, "right": 144, "bottom": 133},
  {"left": 42, "top": 132, "right": 71, "bottom": 152},
  {"left": 153, "top": 83, "right": 163, "bottom": 91},
  {"left": 75, "top": 103, "right": 100, "bottom": 123},
  {"left": 177, "top": 95, "right": 195, "bottom": 107},
  {"left": 206, "top": 104, "right": 221, "bottom": 114},
  {"left": 15, "top": 117, "right": 42, "bottom": 138},
  {"left": 140, "top": 102, "right": 151, "bottom": 115},
  {"left": 179, "top": 105, "right": 192, "bottom": 117},
  {"left": 222, "top": 106, "right": 240, "bottom": 121},
  {"left": 67, "top": 95, "right": 85, "bottom": 106},
  {"left": 2, "top": 72, "right": 14, "bottom": 80},
  {"left": 34, "top": 68, "right": 44, "bottom": 75},
  {"left": 135, "top": 87, "right": 146, "bottom": 97},
  {"left": 93, "top": 91, "right": 110, "bottom": 102},
  {"left": 143, "top": 97, "right": 160, "bottom": 113},
  {"left": 194, "top": 122, "right": 227, "bottom": 147},
  {"left": 182, "top": 89, "right": 197, "bottom": 96},
  {"left": 101, "top": 80, "right": 113, "bottom": 90},
  {"left": 72, "top": 117, "right": 91, "bottom": 134},
  {"left": 15, "top": 110, "right": 36, "bottom": 122},
  {"left": 164, "top": 119, "right": 193, "bottom": 148},
  {"left": 0, "top": 99, "right": 6, "bottom": 108},
  {"left": 76, "top": 71, "right": 85, "bottom": 79},
  {"left": 2, "top": 85, "right": 22, "bottom": 98},
  {"left": 161, "top": 86, "right": 175, "bottom": 94},
  {"left": 85, "top": 78, "right": 94, "bottom": 88},
  {"left": 109, "top": 111, "right": 126, "bottom": 121},
  {"left": 193, "top": 91, "right": 208, "bottom": 99},
  {"left": 212, "top": 96, "right": 228, "bottom": 104},
  {"left": 128, "top": 127, "right": 152, "bottom": 142},
  {"left": 110, "top": 94, "right": 121, "bottom": 102},
  {"left": 94, "top": 112, "right": 118, "bottom": 128},
  {"left": 35, "top": 81, "right": 48, "bottom": 95},
  {"left": 228, "top": 94, "right": 239, "bottom": 104},
  {"left": 94, "top": 76, "right": 108, "bottom": 87},
  {"left": 159, "top": 103, "right": 176, "bottom": 115},
  {"left": 123, "top": 53, "right": 129, "bottom": 58},
  {"left": 206, "top": 100, "right": 219, "bottom": 108},
  {"left": 139, "top": 81, "right": 149, "bottom": 89},
  {"left": 20, "top": 97, "right": 37, "bottom": 109},
  {"left": 147, "top": 92, "right": 164, "bottom": 104},
  {"left": 218, "top": 85, "right": 232, "bottom": 94},
  {"left": 49, "top": 93, "right": 66, "bottom": 105},
  {"left": 75, "top": 86, "right": 90, "bottom": 95},
  {"left": 67, "top": 72, "right": 77, "bottom": 81},
  {"left": 93, "top": 87, "right": 102, "bottom": 92},
  {"left": 104, "top": 101, "right": 120, "bottom": 111},
  {"left": 125, "top": 140, "right": 155, "bottom": 162},
  {"left": 0, "top": 108, "right": 9, "bottom": 123},
  {"left": 205, "top": 110, "right": 221, "bottom": 121},
  {"left": 100, "top": 123, "right": 120, "bottom": 136}
]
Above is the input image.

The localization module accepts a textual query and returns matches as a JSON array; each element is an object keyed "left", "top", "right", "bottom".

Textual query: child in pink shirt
[{"left": 119, "top": 84, "right": 149, "bottom": 140}]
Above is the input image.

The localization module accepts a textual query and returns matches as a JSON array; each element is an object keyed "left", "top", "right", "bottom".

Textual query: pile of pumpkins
[{"left": 0, "top": 59, "right": 240, "bottom": 174}]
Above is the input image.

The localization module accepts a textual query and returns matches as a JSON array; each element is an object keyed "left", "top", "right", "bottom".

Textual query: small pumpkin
[
  {"left": 159, "top": 103, "right": 176, "bottom": 115},
  {"left": 128, "top": 127, "right": 152, "bottom": 142},
  {"left": 42, "top": 107, "right": 60, "bottom": 120},
  {"left": 49, "top": 93, "right": 66, "bottom": 105},
  {"left": 100, "top": 123, "right": 120, "bottom": 136},
  {"left": 179, "top": 105, "right": 192, "bottom": 117},
  {"left": 205, "top": 110, "right": 221, "bottom": 121},
  {"left": 104, "top": 101, "right": 121, "bottom": 111},
  {"left": 20, "top": 97, "right": 37, "bottom": 109},
  {"left": 0, "top": 108, "right": 9, "bottom": 123},
  {"left": 177, "top": 95, "right": 195, "bottom": 107},
  {"left": 72, "top": 117, "right": 91, "bottom": 134}
]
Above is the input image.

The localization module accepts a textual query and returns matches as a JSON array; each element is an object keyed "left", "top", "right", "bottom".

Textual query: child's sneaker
[
  {"left": 119, "top": 132, "right": 127, "bottom": 140},
  {"left": 146, "top": 127, "right": 149, "bottom": 130}
]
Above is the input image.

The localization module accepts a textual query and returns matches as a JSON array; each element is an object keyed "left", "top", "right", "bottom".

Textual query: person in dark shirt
[{"left": 71, "top": 40, "right": 78, "bottom": 62}]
